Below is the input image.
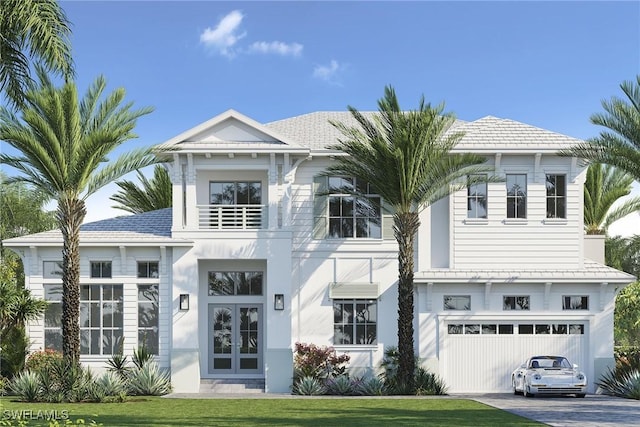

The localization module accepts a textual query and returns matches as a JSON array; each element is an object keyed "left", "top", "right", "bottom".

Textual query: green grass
[{"left": 0, "top": 397, "right": 542, "bottom": 426}]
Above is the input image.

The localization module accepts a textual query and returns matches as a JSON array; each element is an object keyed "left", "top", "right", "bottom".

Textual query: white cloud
[
  {"left": 248, "top": 41, "right": 303, "bottom": 57},
  {"left": 199, "top": 10, "right": 246, "bottom": 58},
  {"left": 313, "top": 60, "right": 341, "bottom": 82}
]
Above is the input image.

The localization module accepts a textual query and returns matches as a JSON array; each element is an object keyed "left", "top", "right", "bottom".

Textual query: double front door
[{"left": 208, "top": 304, "right": 262, "bottom": 374}]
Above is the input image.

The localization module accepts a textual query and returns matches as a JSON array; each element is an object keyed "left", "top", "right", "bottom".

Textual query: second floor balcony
[{"left": 197, "top": 204, "right": 267, "bottom": 230}]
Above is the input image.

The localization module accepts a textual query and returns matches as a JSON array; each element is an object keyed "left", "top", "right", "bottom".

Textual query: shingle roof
[
  {"left": 2, "top": 209, "right": 191, "bottom": 246},
  {"left": 265, "top": 112, "right": 583, "bottom": 152},
  {"left": 414, "top": 260, "right": 635, "bottom": 284}
]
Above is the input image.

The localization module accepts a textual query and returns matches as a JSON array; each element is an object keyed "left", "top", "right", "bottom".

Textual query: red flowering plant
[
  {"left": 25, "top": 348, "right": 63, "bottom": 373},
  {"left": 293, "top": 342, "right": 350, "bottom": 381}
]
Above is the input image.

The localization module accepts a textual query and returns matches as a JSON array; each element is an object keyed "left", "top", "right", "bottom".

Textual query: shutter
[
  {"left": 313, "top": 175, "right": 328, "bottom": 239},
  {"left": 329, "top": 282, "right": 380, "bottom": 299},
  {"left": 381, "top": 199, "right": 395, "bottom": 240}
]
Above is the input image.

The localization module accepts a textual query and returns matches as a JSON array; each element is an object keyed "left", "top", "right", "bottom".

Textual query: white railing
[{"left": 197, "top": 204, "right": 266, "bottom": 230}]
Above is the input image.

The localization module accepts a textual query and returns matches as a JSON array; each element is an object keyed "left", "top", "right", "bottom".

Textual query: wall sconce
[
  {"left": 274, "top": 294, "right": 284, "bottom": 311},
  {"left": 179, "top": 294, "right": 190, "bottom": 311}
]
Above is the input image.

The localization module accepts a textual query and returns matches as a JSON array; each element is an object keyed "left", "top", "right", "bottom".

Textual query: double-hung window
[
  {"left": 546, "top": 174, "right": 566, "bottom": 218},
  {"left": 328, "top": 176, "right": 381, "bottom": 238},
  {"left": 333, "top": 299, "right": 377, "bottom": 345},
  {"left": 467, "top": 174, "right": 488, "bottom": 219},
  {"left": 506, "top": 174, "right": 527, "bottom": 219},
  {"left": 80, "top": 284, "right": 123, "bottom": 355}
]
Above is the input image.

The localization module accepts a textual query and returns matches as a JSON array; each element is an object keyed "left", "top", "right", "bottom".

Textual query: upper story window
[
  {"left": 137, "top": 261, "right": 159, "bottom": 278},
  {"left": 208, "top": 271, "right": 263, "bottom": 296},
  {"left": 444, "top": 295, "right": 471, "bottom": 310},
  {"left": 562, "top": 296, "right": 588, "bottom": 310},
  {"left": 467, "top": 174, "right": 487, "bottom": 219},
  {"left": 43, "top": 261, "right": 63, "bottom": 278},
  {"left": 503, "top": 296, "right": 530, "bottom": 310},
  {"left": 546, "top": 174, "right": 566, "bottom": 218},
  {"left": 210, "top": 182, "right": 262, "bottom": 205},
  {"left": 506, "top": 174, "right": 527, "bottom": 219},
  {"left": 90, "top": 261, "right": 112, "bottom": 278},
  {"left": 328, "top": 176, "right": 381, "bottom": 239}
]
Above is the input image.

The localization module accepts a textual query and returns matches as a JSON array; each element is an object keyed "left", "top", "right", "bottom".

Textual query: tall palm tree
[
  {"left": 328, "top": 86, "right": 492, "bottom": 392},
  {"left": 560, "top": 76, "right": 640, "bottom": 181},
  {"left": 584, "top": 164, "right": 640, "bottom": 234},
  {"left": 110, "top": 165, "right": 172, "bottom": 214},
  {"left": 0, "top": 67, "right": 161, "bottom": 364},
  {"left": 0, "top": 0, "right": 74, "bottom": 107}
]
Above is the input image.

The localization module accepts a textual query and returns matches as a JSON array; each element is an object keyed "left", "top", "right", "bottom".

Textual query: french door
[{"left": 208, "top": 304, "right": 262, "bottom": 374}]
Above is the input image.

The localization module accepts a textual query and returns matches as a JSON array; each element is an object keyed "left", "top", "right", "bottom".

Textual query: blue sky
[{"left": 4, "top": 1, "right": 640, "bottom": 235}]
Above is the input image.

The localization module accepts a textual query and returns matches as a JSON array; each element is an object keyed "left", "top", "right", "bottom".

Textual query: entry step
[{"left": 200, "top": 379, "right": 266, "bottom": 393}]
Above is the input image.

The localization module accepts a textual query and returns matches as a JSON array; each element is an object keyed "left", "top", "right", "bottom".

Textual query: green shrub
[
  {"left": 24, "top": 349, "right": 62, "bottom": 373},
  {"left": 325, "top": 374, "right": 357, "bottom": 395},
  {"left": 97, "top": 371, "right": 127, "bottom": 396},
  {"left": 106, "top": 353, "right": 131, "bottom": 380},
  {"left": 127, "top": 361, "right": 171, "bottom": 396},
  {"left": 292, "top": 376, "right": 326, "bottom": 395},
  {"left": 293, "top": 342, "right": 350, "bottom": 381},
  {"left": 132, "top": 346, "right": 153, "bottom": 369},
  {"left": 378, "top": 346, "right": 448, "bottom": 395},
  {"left": 10, "top": 371, "right": 40, "bottom": 402},
  {"left": 358, "top": 376, "right": 386, "bottom": 396},
  {"left": 597, "top": 367, "right": 640, "bottom": 400},
  {"left": 415, "top": 367, "right": 448, "bottom": 395}
]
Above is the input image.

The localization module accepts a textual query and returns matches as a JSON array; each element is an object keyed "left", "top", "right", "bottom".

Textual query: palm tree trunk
[
  {"left": 394, "top": 211, "right": 420, "bottom": 393},
  {"left": 58, "top": 197, "right": 86, "bottom": 364}
]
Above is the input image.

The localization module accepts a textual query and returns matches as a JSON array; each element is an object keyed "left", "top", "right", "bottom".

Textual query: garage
[{"left": 442, "top": 321, "right": 588, "bottom": 393}]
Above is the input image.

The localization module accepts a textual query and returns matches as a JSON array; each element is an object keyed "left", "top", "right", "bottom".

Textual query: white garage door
[{"left": 442, "top": 322, "right": 587, "bottom": 393}]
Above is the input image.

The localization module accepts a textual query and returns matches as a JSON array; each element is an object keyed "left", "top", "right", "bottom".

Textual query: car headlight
[
  {"left": 576, "top": 374, "right": 585, "bottom": 381},
  {"left": 533, "top": 374, "right": 542, "bottom": 380}
]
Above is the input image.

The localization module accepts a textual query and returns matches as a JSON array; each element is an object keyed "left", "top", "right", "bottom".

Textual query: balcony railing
[{"left": 197, "top": 204, "right": 266, "bottom": 230}]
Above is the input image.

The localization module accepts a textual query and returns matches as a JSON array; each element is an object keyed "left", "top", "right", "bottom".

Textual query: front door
[{"left": 208, "top": 304, "right": 262, "bottom": 374}]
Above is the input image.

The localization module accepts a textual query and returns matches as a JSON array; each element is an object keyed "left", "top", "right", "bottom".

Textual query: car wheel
[
  {"left": 524, "top": 386, "right": 534, "bottom": 398},
  {"left": 576, "top": 394, "right": 586, "bottom": 398},
  {"left": 512, "top": 378, "right": 521, "bottom": 395}
]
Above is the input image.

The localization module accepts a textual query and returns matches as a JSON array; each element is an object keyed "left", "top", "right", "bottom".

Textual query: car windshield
[{"left": 529, "top": 357, "right": 571, "bottom": 369}]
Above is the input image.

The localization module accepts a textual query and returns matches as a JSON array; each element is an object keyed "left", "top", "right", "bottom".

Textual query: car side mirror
[{"left": 573, "top": 364, "right": 579, "bottom": 369}]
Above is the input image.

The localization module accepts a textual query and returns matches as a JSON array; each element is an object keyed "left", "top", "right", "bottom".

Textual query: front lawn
[{"left": 0, "top": 397, "right": 542, "bottom": 426}]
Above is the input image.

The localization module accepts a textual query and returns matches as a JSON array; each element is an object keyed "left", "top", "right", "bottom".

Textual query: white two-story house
[{"left": 4, "top": 109, "right": 635, "bottom": 394}]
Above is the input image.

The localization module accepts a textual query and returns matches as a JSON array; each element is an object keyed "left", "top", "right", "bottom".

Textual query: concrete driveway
[{"left": 470, "top": 393, "right": 640, "bottom": 427}]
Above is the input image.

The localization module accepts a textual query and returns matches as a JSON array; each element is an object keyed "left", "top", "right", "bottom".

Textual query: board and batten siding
[{"left": 450, "top": 157, "right": 584, "bottom": 269}]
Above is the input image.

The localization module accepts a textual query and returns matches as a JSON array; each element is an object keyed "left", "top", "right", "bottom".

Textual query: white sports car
[{"left": 511, "top": 355, "right": 587, "bottom": 397}]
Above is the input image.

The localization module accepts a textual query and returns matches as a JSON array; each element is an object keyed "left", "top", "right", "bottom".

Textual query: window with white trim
[
  {"left": 546, "top": 174, "right": 566, "bottom": 218},
  {"left": 208, "top": 271, "right": 263, "bottom": 296},
  {"left": 506, "top": 174, "right": 527, "bottom": 218},
  {"left": 333, "top": 299, "right": 377, "bottom": 345},
  {"left": 90, "top": 261, "right": 112, "bottom": 278},
  {"left": 138, "top": 284, "right": 159, "bottom": 354},
  {"left": 503, "top": 296, "right": 530, "bottom": 310},
  {"left": 562, "top": 296, "right": 588, "bottom": 310},
  {"left": 137, "top": 261, "right": 159, "bottom": 278},
  {"left": 80, "top": 284, "right": 123, "bottom": 355},
  {"left": 328, "top": 176, "right": 381, "bottom": 238},
  {"left": 44, "top": 284, "right": 63, "bottom": 351},
  {"left": 444, "top": 295, "right": 471, "bottom": 310},
  {"left": 467, "top": 174, "right": 487, "bottom": 219}
]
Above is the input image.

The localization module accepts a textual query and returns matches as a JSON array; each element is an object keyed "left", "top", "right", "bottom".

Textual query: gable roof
[
  {"left": 266, "top": 112, "right": 583, "bottom": 153},
  {"left": 2, "top": 208, "right": 192, "bottom": 247}
]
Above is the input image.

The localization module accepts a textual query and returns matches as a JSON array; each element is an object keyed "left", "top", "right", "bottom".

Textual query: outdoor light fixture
[
  {"left": 274, "top": 294, "right": 285, "bottom": 311},
  {"left": 179, "top": 294, "right": 190, "bottom": 311}
]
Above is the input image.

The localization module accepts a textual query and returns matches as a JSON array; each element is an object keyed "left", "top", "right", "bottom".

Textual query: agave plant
[
  {"left": 127, "top": 361, "right": 171, "bottom": 396},
  {"left": 10, "top": 371, "right": 40, "bottom": 402},
  {"left": 358, "top": 376, "right": 386, "bottom": 396},
  {"left": 98, "top": 371, "right": 127, "bottom": 397},
  {"left": 292, "top": 376, "right": 326, "bottom": 396},
  {"left": 597, "top": 367, "right": 640, "bottom": 400},
  {"left": 325, "top": 375, "right": 355, "bottom": 396},
  {"left": 132, "top": 346, "right": 153, "bottom": 369},
  {"left": 106, "top": 353, "right": 131, "bottom": 380},
  {"left": 414, "top": 367, "right": 448, "bottom": 395}
]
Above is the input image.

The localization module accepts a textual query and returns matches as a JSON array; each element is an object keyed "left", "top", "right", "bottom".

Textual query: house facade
[{"left": 4, "top": 110, "right": 635, "bottom": 394}]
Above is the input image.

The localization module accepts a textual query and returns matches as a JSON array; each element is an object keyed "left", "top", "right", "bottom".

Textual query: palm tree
[
  {"left": 110, "top": 165, "right": 172, "bottom": 214},
  {"left": 560, "top": 76, "right": 640, "bottom": 181},
  {"left": 584, "top": 164, "right": 640, "bottom": 234},
  {"left": 0, "top": 67, "right": 162, "bottom": 364},
  {"left": 0, "top": 0, "right": 73, "bottom": 107},
  {"left": 328, "top": 86, "right": 492, "bottom": 392}
]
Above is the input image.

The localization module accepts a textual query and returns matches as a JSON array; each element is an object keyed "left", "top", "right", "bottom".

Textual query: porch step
[{"left": 200, "top": 379, "right": 265, "bottom": 394}]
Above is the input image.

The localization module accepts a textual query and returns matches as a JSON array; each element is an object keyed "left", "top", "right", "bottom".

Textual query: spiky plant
[
  {"left": 292, "top": 376, "right": 326, "bottom": 396},
  {"left": 127, "top": 362, "right": 171, "bottom": 396}
]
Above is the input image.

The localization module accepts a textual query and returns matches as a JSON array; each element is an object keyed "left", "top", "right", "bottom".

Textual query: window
[
  {"left": 503, "top": 296, "right": 530, "bottom": 310},
  {"left": 569, "top": 324, "right": 585, "bottom": 334},
  {"left": 447, "top": 324, "right": 502, "bottom": 334},
  {"left": 333, "top": 299, "right": 377, "bottom": 345},
  {"left": 90, "top": 261, "right": 112, "bottom": 278},
  {"left": 137, "top": 261, "right": 159, "bottom": 278},
  {"left": 563, "top": 296, "right": 588, "bottom": 310},
  {"left": 546, "top": 174, "right": 566, "bottom": 218},
  {"left": 328, "top": 176, "right": 381, "bottom": 238},
  {"left": 208, "top": 272, "right": 263, "bottom": 296},
  {"left": 506, "top": 174, "right": 527, "bottom": 218},
  {"left": 43, "top": 261, "right": 63, "bottom": 278},
  {"left": 138, "top": 284, "right": 159, "bottom": 354},
  {"left": 467, "top": 174, "right": 487, "bottom": 219},
  {"left": 535, "top": 324, "right": 551, "bottom": 334},
  {"left": 444, "top": 295, "right": 471, "bottom": 310},
  {"left": 44, "top": 285, "right": 63, "bottom": 351},
  {"left": 80, "top": 285, "right": 123, "bottom": 355},
  {"left": 498, "top": 324, "right": 514, "bottom": 334},
  {"left": 210, "top": 182, "right": 262, "bottom": 205},
  {"left": 519, "top": 324, "right": 534, "bottom": 334}
]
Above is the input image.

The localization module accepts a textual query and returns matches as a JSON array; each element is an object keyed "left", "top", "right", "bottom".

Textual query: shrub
[
  {"left": 127, "top": 361, "right": 171, "bottom": 396},
  {"left": 10, "top": 371, "right": 40, "bottom": 402},
  {"left": 415, "top": 367, "right": 448, "bottom": 395},
  {"left": 293, "top": 342, "right": 350, "bottom": 381},
  {"left": 132, "top": 346, "right": 153, "bottom": 369},
  {"left": 378, "top": 346, "right": 447, "bottom": 395},
  {"left": 106, "top": 353, "right": 131, "bottom": 380},
  {"left": 24, "top": 348, "right": 62, "bottom": 373},
  {"left": 325, "top": 374, "right": 358, "bottom": 396},
  {"left": 97, "top": 371, "right": 127, "bottom": 397},
  {"left": 292, "top": 376, "right": 326, "bottom": 395},
  {"left": 358, "top": 376, "right": 386, "bottom": 396},
  {"left": 597, "top": 367, "right": 640, "bottom": 400}
]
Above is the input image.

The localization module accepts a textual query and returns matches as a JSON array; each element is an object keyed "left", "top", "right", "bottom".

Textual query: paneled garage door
[{"left": 442, "top": 322, "right": 587, "bottom": 393}]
